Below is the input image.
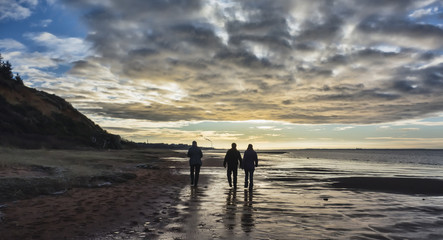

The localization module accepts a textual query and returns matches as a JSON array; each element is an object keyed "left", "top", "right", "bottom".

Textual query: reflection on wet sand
[
  {"left": 224, "top": 188, "right": 237, "bottom": 231},
  {"left": 186, "top": 186, "right": 202, "bottom": 238},
  {"left": 223, "top": 188, "right": 256, "bottom": 234},
  {"left": 241, "top": 189, "right": 254, "bottom": 233},
  {"left": 191, "top": 186, "right": 198, "bottom": 199}
]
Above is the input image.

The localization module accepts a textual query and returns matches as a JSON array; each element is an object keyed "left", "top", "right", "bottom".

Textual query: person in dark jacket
[
  {"left": 243, "top": 144, "right": 258, "bottom": 189},
  {"left": 187, "top": 141, "right": 203, "bottom": 186},
  {"left": 223, "top": 143, "right": 242, "bottom": 188}
]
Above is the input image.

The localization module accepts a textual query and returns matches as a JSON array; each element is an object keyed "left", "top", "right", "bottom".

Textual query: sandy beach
[
  {"left": 0, "top": 169, "right": 188, "bottom": 239},
  {"left": 0, "top": 149, "right": 189, "bottom": 239},
  {"left": 1, "top": 149, "right": 443, "bottom": 239}
]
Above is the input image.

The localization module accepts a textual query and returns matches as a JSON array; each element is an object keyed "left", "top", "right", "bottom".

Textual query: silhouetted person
[
  {"left": 224, "top": 143, "right": 242, "bottom": 188},
  {"left": 243, "top": 144, "right": 258, "bottom": 189},
  {"left": 187, "top": 141, "right": 202, "bottom": 187}
]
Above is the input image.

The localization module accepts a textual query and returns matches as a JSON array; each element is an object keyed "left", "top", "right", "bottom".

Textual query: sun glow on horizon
[{"left": 91, "top": 117, "right": 443, "bottom": 150}]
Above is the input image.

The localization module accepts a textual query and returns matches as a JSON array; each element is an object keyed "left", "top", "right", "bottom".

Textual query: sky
[{"left": 1, "top": 0, "right": 443, "bottom": 150}]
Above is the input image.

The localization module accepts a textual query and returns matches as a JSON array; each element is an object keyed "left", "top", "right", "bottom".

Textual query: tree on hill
[
  {"left": 14, "top": 73, "right": 23, "bottom": 85},
  {"left": 0, "top": 53, "right": 23, "bottom": 85}
]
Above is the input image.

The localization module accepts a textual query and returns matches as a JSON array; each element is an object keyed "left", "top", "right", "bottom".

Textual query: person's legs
[
  {"left": 194, "top": 165, "right": 201, "bottom": 186},
  {"left": 227, "top": 167, "right": 232, "bottom": 187},
  {"left": 190, "top": 165, "right": 195, "bottom": 185},
  {"left": 249, "top": 169, "right": 254, "bottom": 189},
  {"left": 233, "top": 167, "right": 238, "bottom": 188},
  {"left": 244, "top": 169, "right": 249, "bottom": 188}
]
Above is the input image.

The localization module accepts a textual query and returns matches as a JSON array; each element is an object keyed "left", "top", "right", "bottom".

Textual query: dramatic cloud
[
  {"left": 24, "top": 32, "right": 91, "bottom": 61},
  {"left": 16, "top": 0, "right": 442, "bottom": 126},
  {"left": 0, "top": 32, "right": 92, "bottom": 95}
]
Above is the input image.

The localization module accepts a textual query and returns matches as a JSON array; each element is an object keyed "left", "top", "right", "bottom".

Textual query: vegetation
[
  {"left": 0, "top": 148, "right": 181, "bottom": 203},
  {"left": 0, "top": 52, "right": 121, "bottom": 149},
  {"left": 0, "top": 53, "right": 23, "bottom": 85}
]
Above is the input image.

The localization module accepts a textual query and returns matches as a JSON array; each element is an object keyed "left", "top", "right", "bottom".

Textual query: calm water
[{"left": 164, "top": 149, "right": 443, "bottom": 239}]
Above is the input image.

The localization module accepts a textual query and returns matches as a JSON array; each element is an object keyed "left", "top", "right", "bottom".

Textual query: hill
[{"left": 0, "top": 54, "right": 120, "bottom": 149}]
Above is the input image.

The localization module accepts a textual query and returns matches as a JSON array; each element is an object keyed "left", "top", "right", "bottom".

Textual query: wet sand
[
  {"left": 154, "top": 152, "right": 443, "bottom": 240},
  {"left": 331, "top": 177, "right": 443, "bottom": 195},
  {"left": 0, "top": 149, "right": 190, "bottom": 239},
  {"left": 2, "top": 150, "right": 443, "bottom": 239},
  {"left": 0, "top": 167, "right": 187, "bottom": 239}
]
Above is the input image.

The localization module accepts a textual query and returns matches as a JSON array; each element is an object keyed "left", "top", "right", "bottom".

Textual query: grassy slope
[{"left": 0, "top": 75, "right": 117, "bottom": 149}]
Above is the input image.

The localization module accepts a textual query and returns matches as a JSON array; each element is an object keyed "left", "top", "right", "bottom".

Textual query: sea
[{"left": 166, "top": 149, "right": 443, "bottom": 239}]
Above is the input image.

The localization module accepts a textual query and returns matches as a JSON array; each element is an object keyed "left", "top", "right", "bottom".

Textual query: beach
[
  {"left": 153, "top": 149, "right": 443, "bottom": 240},
  {"left": 1, "top": 149, "right": 443, "bottom": 239},
  {"left": 0, "top": 149, "right": 189, "bottom": 239}
]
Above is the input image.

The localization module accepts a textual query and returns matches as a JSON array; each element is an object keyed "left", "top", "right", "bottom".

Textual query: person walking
[
  {"left": 243, "top": 144, "right": 258, "bottom": 189},
  {"left": 223, "top": 143, "right": 242, "bottom": 188},
  {"left": 187, "top": 141, "right": 203, "bottom": 187}
]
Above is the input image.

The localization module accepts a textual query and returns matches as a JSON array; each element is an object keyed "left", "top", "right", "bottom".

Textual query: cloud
[
  {"left": 0, "top": 39, "right": 26, "bottom": 50},
  {"left": 5, "top": 51, "right": 58, "bottom": 69},
  {"left": 401, "top": 128, "right": 420, "bottom": 131},
  {"left": 356, "top": 16, "right": 443, "bottom": 50},
  {"left": 31, "top": 19, "right": 53, "bottom": 28},
  {"left": 389, "top": 115, "right": 443, "bottom": 127},
  {"left": 24, "top": 32, "right": 92, "bottom": 62},
  {"left": 334, "top": 126, "right": 355, "bottom": 131},
  {"left": 30, "top": 0, "right": 441, "bottom": 125},
  {"left": 0, "top": 0, "right": 37, "bottom": 21},
  {"left": 256, "top": 126, "right": 275, "bottom": 130},
  {"left": 409, "top": 7, "right": 440, "bottom": 19},
  {"left": 99, "top": 122, "right": 244, "bottom": 143},
  {"left": 366, "top": 137, "right": 443, "bottom": 141},
  {"left": 1, "top": 32, "right": 92, "bottom": 89}
]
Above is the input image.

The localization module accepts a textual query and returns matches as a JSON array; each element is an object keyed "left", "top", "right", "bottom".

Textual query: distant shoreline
[
  {"left": 256, "top": 148, "right": 443, "bottom": 151},
  {"left": 204, "top": 148, "right": 443, "bottom": 153}
]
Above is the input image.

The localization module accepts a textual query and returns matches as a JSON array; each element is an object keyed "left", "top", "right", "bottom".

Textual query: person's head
[
  {"left": 231, "top": 143, "right": 237, "bottom": 149},
  {"left": 192, "top": 141, "right": 197, "bottom": 146},
  {"left": 247, "top": 144, "right": 253, "bottom": 150}
]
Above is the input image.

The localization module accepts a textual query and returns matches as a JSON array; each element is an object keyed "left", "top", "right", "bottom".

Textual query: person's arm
[
  {"left": 238, "top": 151, "right": 243, "bottom": 169},
  {"left": 223, "top": 151, "right": 228, "bottom": 168},
  {"left": 199, "top": 149, "right": 203, "bottom": 158},
  {"left": 255, "top": 152, "right": 258, "bottom": 167}
]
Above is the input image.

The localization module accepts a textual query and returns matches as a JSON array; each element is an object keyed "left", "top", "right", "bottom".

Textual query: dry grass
[
  {"left": 0, "top": 147, "right": 185, "bottom": 202},
  {"left": 0, "top": 147, "right": 178, "bottom": 174},
  {"left": 1, "top": 148, "right": 112, "bottom": 177}
]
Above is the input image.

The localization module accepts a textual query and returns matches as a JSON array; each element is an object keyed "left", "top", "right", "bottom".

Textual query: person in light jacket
[
  {"left": 187, "top": 141, "right": 203, "bottom": 187},
  {"left": 243, "top": 144, "right": 258, "bottom": 189}
]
